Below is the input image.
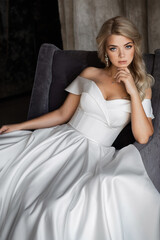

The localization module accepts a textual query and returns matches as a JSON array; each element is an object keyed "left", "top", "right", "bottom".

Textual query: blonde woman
[{"left": 0, "top": 16, "right": 159, "bottom": 240}]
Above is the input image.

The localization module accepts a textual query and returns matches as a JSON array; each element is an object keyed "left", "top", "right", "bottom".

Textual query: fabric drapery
[{"left": 58, "top": 0, "right": 160, "bottom": 53}]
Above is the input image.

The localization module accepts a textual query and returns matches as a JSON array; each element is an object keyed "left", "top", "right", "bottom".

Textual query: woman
[{"left": 0, "top": 16, "right": 159, "bottom": 240}]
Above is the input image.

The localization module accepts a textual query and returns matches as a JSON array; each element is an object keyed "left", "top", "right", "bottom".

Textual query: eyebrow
[{"left": 107, "top": 42, "right": 133, "bottom": 47}]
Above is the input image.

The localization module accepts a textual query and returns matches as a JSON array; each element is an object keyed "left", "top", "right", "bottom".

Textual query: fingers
[
  {"left": 0, "top": 125, "right": 9, "bottom": 134},
  {"left": 0, "top": 124, "right": 21, "bottom": 134},
  {"left": 114, "top": 68, "right": 130, "bottom": 77},
  {"left": 114, "top": 68, "right": 132, "bottom": 83},
  {"left": 114, "top": 72, "right": 129, "bottom": 83}
]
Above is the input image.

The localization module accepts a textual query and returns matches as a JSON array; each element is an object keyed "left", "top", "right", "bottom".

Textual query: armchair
[{"left": 28, "top": 43, "right": 160, "bottom": 192}]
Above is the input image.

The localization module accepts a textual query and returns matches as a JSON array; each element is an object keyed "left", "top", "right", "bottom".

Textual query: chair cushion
[{"left": 49, "top": 50, "right": 104, "bottom": 111}]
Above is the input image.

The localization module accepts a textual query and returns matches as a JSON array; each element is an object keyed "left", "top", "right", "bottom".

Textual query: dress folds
[{"left": 0, "top": 76, "right": 159, "bottom": 240}]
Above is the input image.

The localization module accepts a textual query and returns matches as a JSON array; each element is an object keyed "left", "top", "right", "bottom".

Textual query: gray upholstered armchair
[{"left": 28, "top": 43, "right": 160, "bottom": 192}]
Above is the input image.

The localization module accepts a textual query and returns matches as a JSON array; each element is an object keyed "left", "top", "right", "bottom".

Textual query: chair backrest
[{"left": 27, "top": 43, "right": 159, "bottom": 149}]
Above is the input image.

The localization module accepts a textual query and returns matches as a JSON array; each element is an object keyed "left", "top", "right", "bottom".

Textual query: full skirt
[{"left": 0, "top": 124, "right": 160, "bottom": 240}]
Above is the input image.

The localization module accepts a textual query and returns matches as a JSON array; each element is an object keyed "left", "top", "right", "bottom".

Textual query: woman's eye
[
  {"left": 109, "top": 47, "right": 117, "bottom": 51},
  {"left": 125, "top": 45, "right": 132, "bottom": 49}
]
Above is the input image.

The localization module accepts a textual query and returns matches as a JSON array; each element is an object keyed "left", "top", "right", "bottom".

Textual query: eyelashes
[
  {"left": 109, "top": 45, "right": 133, "bottom": 51},
  {"left": 125, "top": 45, "right": 133, "bottom": 49},
  {"left": 109, "top": 47, "right": 117, "bottom": 51}
]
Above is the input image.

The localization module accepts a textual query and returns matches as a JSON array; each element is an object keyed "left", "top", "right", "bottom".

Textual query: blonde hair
[{"left": 96, "top": 16, "right": 154, "bottom": 100}]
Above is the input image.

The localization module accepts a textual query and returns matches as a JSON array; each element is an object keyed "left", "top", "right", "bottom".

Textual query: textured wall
[
  {"left": 58, "top": 0, "right": 160, "bottom": 53},
  {"left": 147, "top": 0, "right": 160, "bottom": 53},
  {"left": 58, "top": 0, "right": 74, "bottom": 50}
]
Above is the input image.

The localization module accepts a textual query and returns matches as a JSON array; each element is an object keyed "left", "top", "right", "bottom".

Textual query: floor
[{"left": 0, "top": 93, "right": 31, "bottom": 126}]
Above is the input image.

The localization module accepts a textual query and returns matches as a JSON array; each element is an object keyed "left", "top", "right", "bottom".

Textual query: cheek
[
  {"left": 130, "top": 48, "right": 135, "bottom": 59},
  {"left": 107, "top": 52, "right": 117, "bottom": 62},
  {"left": 128, "top": 51, "right": 135, "bottom": 62}
]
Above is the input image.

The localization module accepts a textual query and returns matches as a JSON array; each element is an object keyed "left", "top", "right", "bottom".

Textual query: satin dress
[{"left": 0, "top": 76, "right": 159, "bottom": 240}]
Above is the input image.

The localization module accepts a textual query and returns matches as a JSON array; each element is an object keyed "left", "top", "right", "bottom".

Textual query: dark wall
[{"left": 0, "top": 0, "right": 62, "bottom": 99}]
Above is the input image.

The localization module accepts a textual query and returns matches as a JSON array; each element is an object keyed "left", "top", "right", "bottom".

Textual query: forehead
[{"left": 106, "top": 34, "right": 133, "bottom": 46}]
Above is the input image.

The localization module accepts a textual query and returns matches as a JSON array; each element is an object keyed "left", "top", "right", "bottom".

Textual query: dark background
[
  {"left": 0, "top": 0, "right": 62, "bottom": 125},
  {"left": 0, "top": 0, "right": 62, "bottom": 99}
]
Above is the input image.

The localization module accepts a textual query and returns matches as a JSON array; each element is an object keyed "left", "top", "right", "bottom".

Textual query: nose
[{"left": 119, "top": 48, "right": 125, "bottom": 58}]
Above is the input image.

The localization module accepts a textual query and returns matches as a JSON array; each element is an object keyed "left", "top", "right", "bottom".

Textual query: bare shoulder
[
  {"left": 145, "top": 88, "right": 152, "bottom": 99},
  {"left": 79, "top": 67, "right": 102, "bottom": 82}
]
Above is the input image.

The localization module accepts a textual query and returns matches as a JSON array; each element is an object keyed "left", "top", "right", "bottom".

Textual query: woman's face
[{"left": 106, "top": 34, "right": 135, "bottom": 68}]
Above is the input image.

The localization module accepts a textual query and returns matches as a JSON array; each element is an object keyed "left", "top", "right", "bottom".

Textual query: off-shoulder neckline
[{"left": 77, "top": 75, "right": 131, "bottom": 102}]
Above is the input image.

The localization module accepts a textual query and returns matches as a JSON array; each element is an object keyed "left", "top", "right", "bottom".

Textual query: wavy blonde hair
[{"left": 96, "top": 16, "right": 154, "bottom": 100}]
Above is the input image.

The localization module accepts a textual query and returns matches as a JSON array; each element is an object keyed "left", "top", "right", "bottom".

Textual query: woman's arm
[
  {"left": 130, "top": 88, "right": 154, "bottom": 144},
  {"left": 115, "top": 68, "right": 154, "bottom": 144},
  {"left": 0, "top": 93, "right": 80, "bottom": 134}
]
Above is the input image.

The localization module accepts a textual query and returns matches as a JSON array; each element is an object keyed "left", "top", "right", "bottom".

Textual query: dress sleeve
[
  {"left": 142, "top": 99, "right": 154, "bottom": 119},
  {"left": 65, "top": 76, "right": 87, "bottom": 95}
]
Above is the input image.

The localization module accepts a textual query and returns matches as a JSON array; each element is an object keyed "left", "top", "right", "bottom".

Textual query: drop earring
[{"left": 105, "top": 53, "right": 109, "bottom": 67}]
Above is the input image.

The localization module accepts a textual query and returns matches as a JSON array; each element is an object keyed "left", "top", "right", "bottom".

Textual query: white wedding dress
[{"left": 0, "top": 76, "right": 160, "bottom": 240}]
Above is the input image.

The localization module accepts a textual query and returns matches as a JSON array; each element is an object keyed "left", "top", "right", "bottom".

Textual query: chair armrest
[
  {"left": 134, "top": 129, "right": 160, "bottom": 193},
  {"left": 27, "top": 44, "right": 60, "bottom": 120}
]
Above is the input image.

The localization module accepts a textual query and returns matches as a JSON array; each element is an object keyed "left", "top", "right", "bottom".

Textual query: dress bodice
[{"left": 65, "top": 76, "right": 154, "bottom": 147}]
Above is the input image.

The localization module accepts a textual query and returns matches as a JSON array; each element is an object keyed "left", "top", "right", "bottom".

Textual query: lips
[{"left": 118, "top": 61, "right": 127, "bottom": 64}]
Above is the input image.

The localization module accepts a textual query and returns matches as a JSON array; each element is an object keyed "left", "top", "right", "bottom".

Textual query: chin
[{"left": 117, "top": 63, "right": 129, "bottom": 68}]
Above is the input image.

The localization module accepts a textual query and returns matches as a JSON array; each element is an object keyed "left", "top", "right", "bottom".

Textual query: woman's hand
[
  {"left": 0, "top": 123, "right": 22, "bottom": 134},
  {"left": 114, "top": 67, "right": 138, "bottom": 97}
]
